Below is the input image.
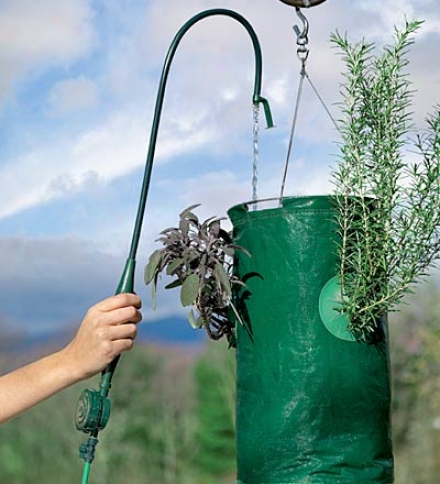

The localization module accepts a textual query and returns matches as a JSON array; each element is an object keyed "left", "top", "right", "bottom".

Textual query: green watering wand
[{"left": 74, "top": 8, "right": 273, "bottom": 483}]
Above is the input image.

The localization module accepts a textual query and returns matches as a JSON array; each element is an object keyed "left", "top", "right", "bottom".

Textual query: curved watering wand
[{"left": 75, "top": 8, "right": 273, "bottom": 483}]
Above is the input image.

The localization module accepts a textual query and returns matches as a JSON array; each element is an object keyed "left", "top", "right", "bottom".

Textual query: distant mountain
[
  {"left": 1, "top": 315, "right": 206, "bottom": 355},
  {"left": 137, "top": 316, "right": 207, "bottom": 345}
]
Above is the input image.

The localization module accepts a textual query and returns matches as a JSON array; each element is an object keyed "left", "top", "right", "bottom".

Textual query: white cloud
[
  {"left": 160, "top": 158, "right": 333, "bottom": 227},
  {"left": 48, "top": 76, "right": 99, "bottom": 115},
  {"left": 0, "top": 0, "right": 439, "bottom": 221},
  {"left": 0, "top": 0, "right": 96, "bottom": 103},
  {"left": 357, "top": 0, "right": 440, "bottom": 38},
  {"left": 0, "top": 101, "right": 218, "bottom": 219}
]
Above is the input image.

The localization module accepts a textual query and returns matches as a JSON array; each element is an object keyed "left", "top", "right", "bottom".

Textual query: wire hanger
[{"left": 279, "top": 6, "right": 339, "bottom": 204}]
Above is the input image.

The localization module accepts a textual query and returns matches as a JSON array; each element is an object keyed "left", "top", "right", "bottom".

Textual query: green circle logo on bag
[{"left": 319, "top": 276, "right": 356, "bottom": 342}]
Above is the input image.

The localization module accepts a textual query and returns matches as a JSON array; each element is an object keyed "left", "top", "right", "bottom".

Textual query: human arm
[{"left": 0, "top": 293, "right": 142, "bottom": 425}]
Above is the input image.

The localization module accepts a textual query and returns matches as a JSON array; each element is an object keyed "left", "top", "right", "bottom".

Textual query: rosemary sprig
[{"left": 332, "top": 20, "right": 440, "bottom": 340}]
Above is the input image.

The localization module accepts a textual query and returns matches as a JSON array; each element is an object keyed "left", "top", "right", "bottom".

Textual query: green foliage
[
  {"left": 192, "top": 341, "right": 236, "bottom": 476},
  {"left": 389, "top": 286, "right": 440, "bottom": 483},
  {"left": 0, "top": 342, "right": 237, "bottom": 483},
  {"left": 145, "top": 205, "right": 250, "bottom": 346},
  {"left": 332, "top": 20, "right": 440, "bottom": 339},
  {"left": 0, "top": 380, "right": 88, "bottom": 483},
  {"left": 99, "top": 346, "right": 198, "bottom": 484},
  {"left": 3, "top": 295, "right": 440, "bottom": 484}
]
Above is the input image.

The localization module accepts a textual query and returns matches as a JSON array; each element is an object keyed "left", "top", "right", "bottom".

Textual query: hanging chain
[{"left": 252, "top": 103, "right": 260, "bottom": 209}]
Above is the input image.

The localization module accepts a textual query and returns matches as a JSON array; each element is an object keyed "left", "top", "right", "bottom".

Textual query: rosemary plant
[
  {"left": 332, "top": 20, "right": 440, "bottom": 340},
  {"left": 144, "top": 205, "right": 249, "bottom": 346}
]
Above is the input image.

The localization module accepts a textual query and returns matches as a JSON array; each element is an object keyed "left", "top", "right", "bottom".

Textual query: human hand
[{"left": 62, "top": 294, "right": 142, "bottom": 381}]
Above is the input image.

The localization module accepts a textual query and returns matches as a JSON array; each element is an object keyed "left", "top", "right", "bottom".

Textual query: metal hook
[
  {"left": 293, "top": 7, "right": 309, "bottom": 67},
  {"left": 293, "top": 7, "right": 309, "bottom": 49}
]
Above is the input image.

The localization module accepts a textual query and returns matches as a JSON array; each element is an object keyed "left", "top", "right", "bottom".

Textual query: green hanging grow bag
[{"left": 228, "top": 196, "right": 394, "bottom": 484}]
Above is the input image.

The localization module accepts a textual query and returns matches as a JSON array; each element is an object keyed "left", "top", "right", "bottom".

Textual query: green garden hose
[{"left": 81, "top": 463, "right": 90, "bottom": 484}]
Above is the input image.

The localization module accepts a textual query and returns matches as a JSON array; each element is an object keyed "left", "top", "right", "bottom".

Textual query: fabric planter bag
[{"left": 228, "top": 196, "right": 394, "bottom": 484}]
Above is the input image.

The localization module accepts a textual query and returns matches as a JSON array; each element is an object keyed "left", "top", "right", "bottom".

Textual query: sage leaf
[
  {"left": 165, "top": 279, "right": 183, "bottom": 290},
  {"left": 188, "top": 309, "right": 198, "bottom": 329},
  {"left": 145, "top": 250, "right": 162, "bottom": 284},
  {"left": 179, "top": 203, "right": 201, "bottom": 218},
  {"left": 215, "top": 262, "right": 232, "bottom": 297},
  {"left": 223, "top": 247, "right": 235, "bottom": 257},
  {"left": 180, "top": 273, "right": 199, "bottom": 307},
  {"left": 166, "top": 258, "right": 184, "bottom": 275},
  {"left": 196, "top": 315, "right": 204, "bottom": 329}
]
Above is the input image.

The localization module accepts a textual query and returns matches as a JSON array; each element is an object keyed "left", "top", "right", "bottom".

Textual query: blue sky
[{"left": 0, "top": 0, "right": 439, "bottom": 335}]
